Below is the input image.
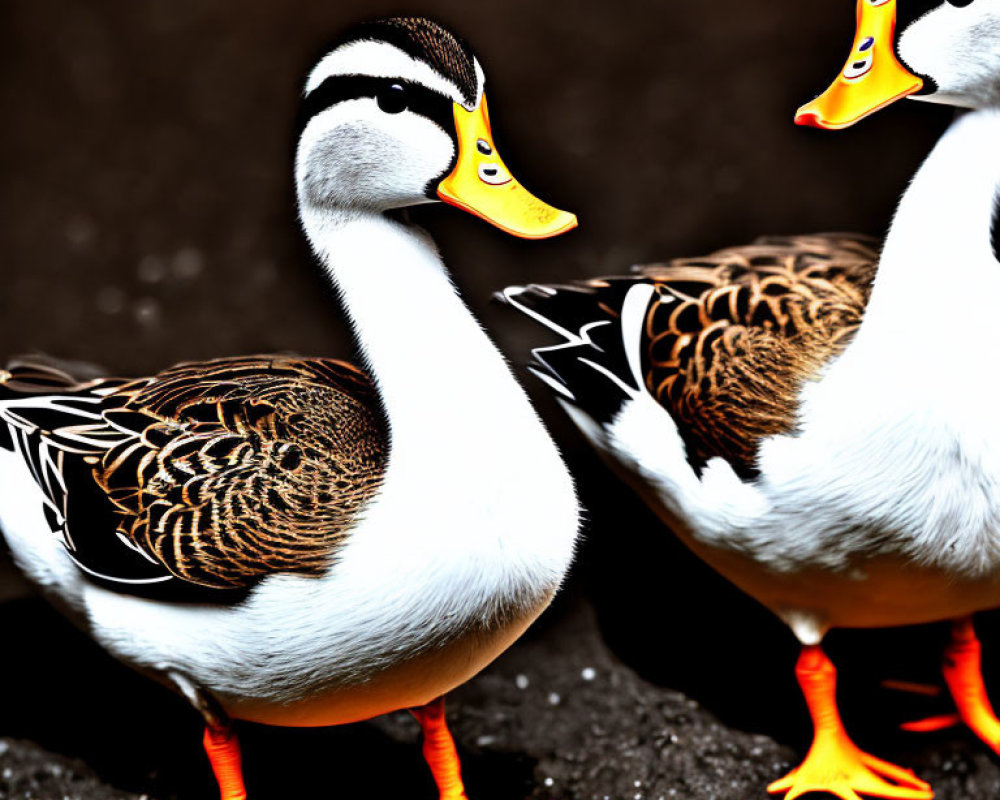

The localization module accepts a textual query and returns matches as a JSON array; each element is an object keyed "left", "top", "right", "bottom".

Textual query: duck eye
[
  {"left": 945, "top": 0, "right": 974, "bottom": 6},
  {"left": 377, "top": 84, "right": 408, "bottom": 114}
]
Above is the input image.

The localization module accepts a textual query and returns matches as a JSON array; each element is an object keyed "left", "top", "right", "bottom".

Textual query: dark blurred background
[{"left": 3, "top": 0, "right": 989, "bottom": 798}]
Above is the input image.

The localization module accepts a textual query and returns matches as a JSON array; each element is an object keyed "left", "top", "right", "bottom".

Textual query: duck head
[
  {"left": 294, "top": 16, "right": 576, "bottom": 239},
  {"left": 796, "top": 0, "right": 1000, "bottom": 129}
]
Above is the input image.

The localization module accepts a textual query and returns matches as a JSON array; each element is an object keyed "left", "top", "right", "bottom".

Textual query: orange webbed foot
[
  {"left": 773, "top": 645, "right": 933, "bottom": 800},
  {"left": 767, "top": 738, "right": 933, "bottom": 800}
]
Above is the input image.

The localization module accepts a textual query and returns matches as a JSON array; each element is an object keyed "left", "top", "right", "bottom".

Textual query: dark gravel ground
[
  {"left": 2, "top": 1, "right": 998, "bottom": 799},
  {"left": 5, "top": 593, "right": 1000, "bottom": 800},
  {"left": 0, "top": 741, "right": 139, "bottom": 800}
]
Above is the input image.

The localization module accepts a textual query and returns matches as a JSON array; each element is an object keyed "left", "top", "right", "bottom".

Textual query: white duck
[
  {"left": 501, "top": 1, "right": 1000, "bottom": 797},
  {"left": 0, "top": 16, "right": 579, "bottom": 800}
]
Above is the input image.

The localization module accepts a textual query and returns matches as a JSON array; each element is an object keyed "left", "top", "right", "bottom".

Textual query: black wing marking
[
  {"left": 0, "top": 376, "right": 174, "bottom": 585},
  {"left": 497, "top": 280, "right": 655, "bottom": 425}
]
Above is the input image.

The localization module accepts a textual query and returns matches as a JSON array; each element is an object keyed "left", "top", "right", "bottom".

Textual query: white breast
[{"left": 751, "top": 109, "right": 1000, "bottom": 578}]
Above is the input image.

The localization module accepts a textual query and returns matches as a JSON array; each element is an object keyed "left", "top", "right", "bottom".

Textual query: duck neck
[
  {"left": 299, "top": 205, "right": 535, "bottom": 452},
  {"left": 863, "top": 108, "right": 1000, "bottom": 333}
]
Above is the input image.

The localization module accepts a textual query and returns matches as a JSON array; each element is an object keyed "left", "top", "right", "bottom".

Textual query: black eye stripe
[{"left": 296, "top": 76, "right": 456, "bottom": 137}]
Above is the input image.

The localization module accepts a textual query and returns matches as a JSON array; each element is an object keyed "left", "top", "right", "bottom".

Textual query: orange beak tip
[
  {"left": 793, "top": 109, "right": 851, "bottom": 131},
  {"left": 559, "top": 213, "right": 579, "bottom": 234},
  {"left": 793, "top": 108, "right": 823, "bottom": 129},
  {"left": 497, "top": 209, "right": 579, "bottom": 241},
  {"left": 538, "top": 212, "right": 579, "bottom": 240},
  {"left": 532, "top": 209, "right": 579, "bottom": 240}
]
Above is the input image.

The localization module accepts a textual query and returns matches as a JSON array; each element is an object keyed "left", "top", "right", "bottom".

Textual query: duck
[
  {"left": 499, "top": 1, "right": 1000, "bottom": 797},
  {"left": 0, "top": 16, "right": 580, "bottom": 800}
]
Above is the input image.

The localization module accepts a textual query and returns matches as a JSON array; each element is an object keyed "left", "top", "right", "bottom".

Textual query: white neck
[
  {"left": 296, "top": 201, "right": 578, "bottom": 616},
  {"left": 297, "top": 203, "right": 572, "bottom": 483},
  {"left": 803, "top": 107, "right": 1000, "bottom": 434},
  {"left": 859, "top": 108, "right": 1000, "bottom": 345}
]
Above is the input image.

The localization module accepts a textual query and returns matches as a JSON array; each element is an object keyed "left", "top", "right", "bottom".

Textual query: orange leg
[
  {"left": 411, "top": 696, "right": 469, "bottom": 800},
  {"left": 939, "top": 616, "right": 1000, "bottom": 751},
  {"left": 768, "top": 646, "right": 932, "bottom": 800},
  {"left": 898, "top": 617, "right": 1000, "bottom": 747},
  {"left": 203, "top": 725, "right": 248, "bottom": 800}
]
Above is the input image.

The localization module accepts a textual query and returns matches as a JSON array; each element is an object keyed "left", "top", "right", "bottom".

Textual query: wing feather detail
[
  {"left": 638, "top": 234, "right": 877, "bottom": 477},
  {"left": 503, "top": 234, "right": 879, "bottom": 479},
  {"left": 0, "top": 355, "right": 388, "bottom": 590}
]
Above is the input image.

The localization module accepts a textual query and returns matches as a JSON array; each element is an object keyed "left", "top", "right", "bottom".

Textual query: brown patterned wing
[
  {"left": 638, "top": 234, "right": 878, "bottom": 477},
  {"left": 0, "top": 355, "right": 388, "bottom": 590},
  {"left": 94, "top": 356, "right": 389, "bottom": 588}
]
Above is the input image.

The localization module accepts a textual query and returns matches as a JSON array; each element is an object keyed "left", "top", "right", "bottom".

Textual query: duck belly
[
  {"left": 684, "top": 533, "right": 1000, "bottom": 635},
  {"left": 634, "top": 483, "right": 1000, "bottom": 642},
  {"left": 601, "top": 385, "right": 1000, "bottom": 642},
  {"left": 654, "top": 415, "right": 1000, "bottom": 639},
  {"left": 81, "top": 535, "right": 559, "bottom": 727},
  {"left": 221, "top": 600, "right": 548, "bottom": 727}
]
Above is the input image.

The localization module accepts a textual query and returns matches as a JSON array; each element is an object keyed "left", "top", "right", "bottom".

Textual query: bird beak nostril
[{"left": 478, "top": 163, "right": 510, "bottom": 185}]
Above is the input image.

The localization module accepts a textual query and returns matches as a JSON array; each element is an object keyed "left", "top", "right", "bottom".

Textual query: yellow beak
[
  {"left": 437, "top": 95, "right": 578, "bottom": 239},
  {"left": 795, "top": 0, "right": 923, "bottom": 130}
]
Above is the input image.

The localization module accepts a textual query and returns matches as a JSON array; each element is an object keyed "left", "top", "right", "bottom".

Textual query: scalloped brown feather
[
  {"left": 637, "top": 234, "right": 879, "bottom": 477},
  {"left": 88, "top": 356, "right": 388, "bottom": 588}
]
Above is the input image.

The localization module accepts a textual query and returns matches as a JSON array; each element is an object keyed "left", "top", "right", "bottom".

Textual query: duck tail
[
  {"left": 1, "top": 355, "right": 108, "bottom": 394},
  {"left": 496, "top": 278, "right": 656, "bottom": 429},
  {"left": 0, "top": 356, "right": 113, "bottom": 451}
]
